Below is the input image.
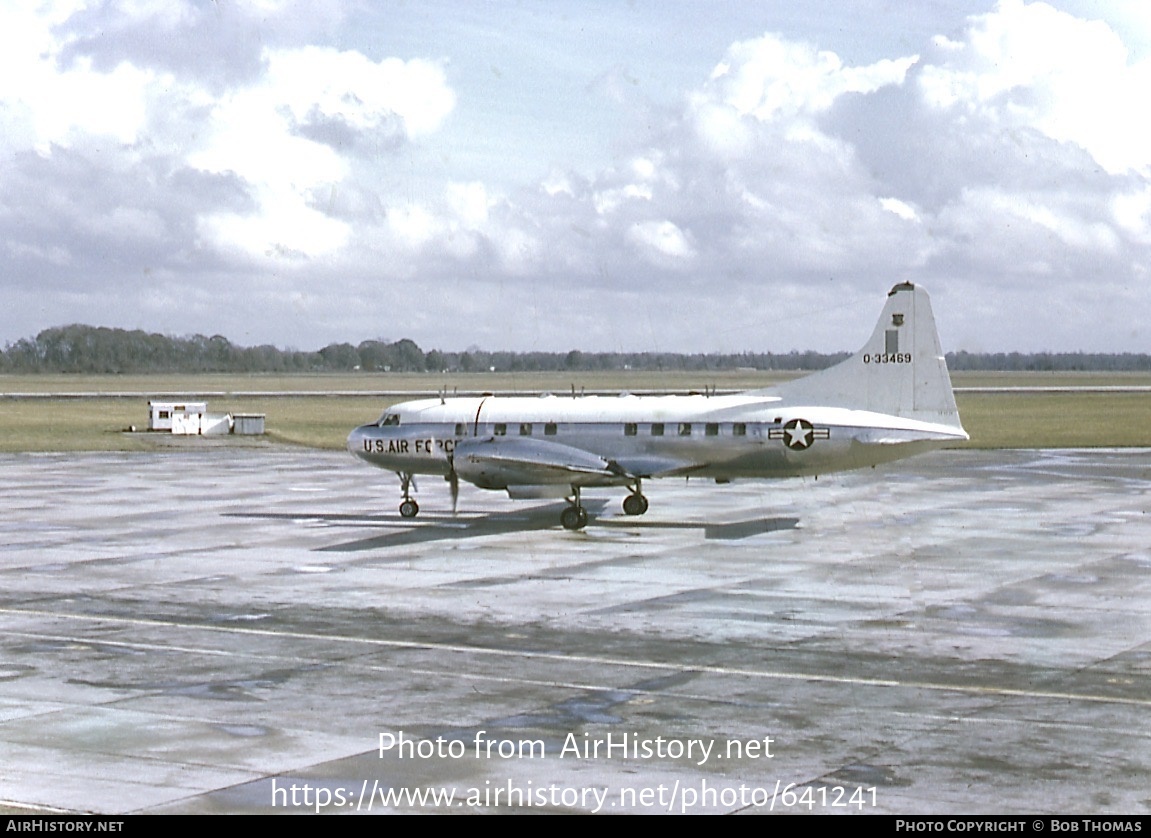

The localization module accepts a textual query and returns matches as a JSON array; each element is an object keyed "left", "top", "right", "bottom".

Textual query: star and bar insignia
[{"left": 769, "top": 418, "right": 830, "bottom": 451}]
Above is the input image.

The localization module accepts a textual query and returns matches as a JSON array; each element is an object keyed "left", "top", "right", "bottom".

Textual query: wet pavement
[{"left": 0, "top": 448, "right": 1148, "bottom": 814}]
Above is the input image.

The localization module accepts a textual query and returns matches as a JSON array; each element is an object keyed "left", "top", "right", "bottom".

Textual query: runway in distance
[{"left": 348, "top": 283, "right": 968, "bottom": 530}]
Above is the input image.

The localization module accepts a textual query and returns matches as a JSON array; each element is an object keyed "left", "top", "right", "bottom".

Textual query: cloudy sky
[{"left": 2, "top": 0, "right": 1150, "bottom": 354}]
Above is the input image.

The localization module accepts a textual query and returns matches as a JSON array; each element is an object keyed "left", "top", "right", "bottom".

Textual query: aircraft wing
[
  {"left": 453, "top": 437, "right": 629, "bottom": 488},
  {"left": 612, "top": 454, "right": 698, "bottom": 478}
]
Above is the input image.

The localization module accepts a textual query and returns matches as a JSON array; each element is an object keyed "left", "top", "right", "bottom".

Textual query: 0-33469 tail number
[{"left": 862, "top": 353, "right": 913, "bottom": 364}]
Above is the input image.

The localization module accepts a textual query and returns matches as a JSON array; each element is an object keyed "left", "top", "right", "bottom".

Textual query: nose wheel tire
[
  {"left": 622, "top": 493, "right": 649, "bottom": 516},
  {"left": 560, "top": 505, "right": 588, "bottom": 530},
  {"left": 399, "top": 498, "right": 420, "bottom": 518}
]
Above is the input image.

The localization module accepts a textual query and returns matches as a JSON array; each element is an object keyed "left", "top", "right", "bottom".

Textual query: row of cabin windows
[
  {"left": 455, "top": 422, "right": 748, "bottom": 437},
  {"left": 474, "top": 422, "right": 555, "bottom": 437},
  {"left": 633, "top": 422, "right": 747, "bottom": 437}
]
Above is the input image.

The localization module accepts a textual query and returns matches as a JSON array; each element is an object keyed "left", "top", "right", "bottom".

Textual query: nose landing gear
[{"left": 398, "top": 472, "right": 419, "bottom": 518}]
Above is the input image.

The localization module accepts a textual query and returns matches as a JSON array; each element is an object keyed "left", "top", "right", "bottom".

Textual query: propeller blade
[{"left": 447, "top": 451, "right": 459, "bottom": 514}]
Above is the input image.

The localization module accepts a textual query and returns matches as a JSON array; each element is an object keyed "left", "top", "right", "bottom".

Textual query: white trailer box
[
  {"left": 200, "top": 413, "right": 233, "bottom": 435},
  {"left": 171, "top": 412, "right": 202, "bottom": 435}
]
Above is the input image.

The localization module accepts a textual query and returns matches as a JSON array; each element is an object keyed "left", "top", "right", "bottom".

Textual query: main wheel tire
[
  {"left": 622, "top": 493, "right": 649, "bottom": 516},
  {"left": 399, "top": 499, "right": 419, "bottom": 518},
  {"left": 560, "top": 506, "right": 586, "bottom": 530}
]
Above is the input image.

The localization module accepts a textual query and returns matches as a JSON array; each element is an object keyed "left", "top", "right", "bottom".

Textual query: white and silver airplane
[{"left": 348, "top": 283, "right": 967, "bottom": 530}]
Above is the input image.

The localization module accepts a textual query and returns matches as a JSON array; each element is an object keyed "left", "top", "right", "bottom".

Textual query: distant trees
[
  {"left": 1, "top": 323, "right": 1149, "bottom": 374},
  {"left": 946, "top": 350, "right": 1151, "bottom": 372},
  {"left": 1, "top": 325, "right": 320, "bottom": 373},
  {"left": 0, "top": 325, "right": 471, "bottom": 374},
  {"left": 318, "top": 342, "right": 360, "bottom": 370}
]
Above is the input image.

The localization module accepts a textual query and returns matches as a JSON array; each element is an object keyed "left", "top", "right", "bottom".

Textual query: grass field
[{"left": 1, "top": 371, "right": 1148, "bottom": 452}]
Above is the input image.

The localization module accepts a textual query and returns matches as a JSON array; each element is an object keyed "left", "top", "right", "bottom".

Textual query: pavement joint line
[{"left": 4, "top": 607, "right": 1149, "bottom": 710}]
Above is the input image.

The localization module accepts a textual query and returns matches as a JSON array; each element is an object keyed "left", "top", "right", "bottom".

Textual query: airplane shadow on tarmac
[{"left": 224, "top": 502, "right": 799, "bottom": 552}]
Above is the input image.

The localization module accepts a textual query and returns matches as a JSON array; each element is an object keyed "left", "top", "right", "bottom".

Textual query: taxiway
[{"left": 0, "top": 448, "right": 1148, "bottom": 814}]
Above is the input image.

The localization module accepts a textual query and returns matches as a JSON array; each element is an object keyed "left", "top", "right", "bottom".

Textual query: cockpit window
[{"left": 378, "top": 413, "right": 400, "bottom": 426}]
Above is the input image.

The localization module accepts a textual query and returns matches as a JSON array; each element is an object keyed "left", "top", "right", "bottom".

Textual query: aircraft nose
[{"left": 347, "top": 424, "right": 371, "bottom": 456}]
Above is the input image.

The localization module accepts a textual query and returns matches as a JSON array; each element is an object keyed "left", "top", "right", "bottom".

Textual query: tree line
[{"left": 1, "top": 323, "right": 1148, "bottom": 374}]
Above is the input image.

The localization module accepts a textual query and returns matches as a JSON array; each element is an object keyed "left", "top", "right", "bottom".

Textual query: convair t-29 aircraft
[{"left": 348, "top": 283, "right": 967, "bottom": 530}]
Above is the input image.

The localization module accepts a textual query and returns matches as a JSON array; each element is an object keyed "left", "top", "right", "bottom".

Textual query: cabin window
[
  {"left": 519, "top": 423, "right": 533, "bottom": 436},
  {"left": 705, "top": 423, "right": 719, "bottom": 436},
  {"left": 545, "top": 422, "right": 557, "bottom": 436},
  {"left": 679, "top": 423, "right": 692, "bottom": 436},
  {"left": 454, "top": 423, "right": 465, "bottom": 436},
  {"left": 158, "top": 410, "right": 170, "bottom": 420},
  {"left": 651, "top": 423, "right": 664, "bottom": 436},
  {"left": 624, "top": 423, "right": 637, "bottom": 436},
  {"left": 494, "top": 423, "right": 507, "bottom": 436},
  {"left": 732, "top": 422, "right": 747, "bottom": 436}
]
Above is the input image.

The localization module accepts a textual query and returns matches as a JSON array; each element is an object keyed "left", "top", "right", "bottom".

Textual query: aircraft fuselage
[
  {"left": 347, "top": 283, "right": 968, "bottom": 529},
  {"left": 348, "top": 393, "right": 964, "bottom": 485}
]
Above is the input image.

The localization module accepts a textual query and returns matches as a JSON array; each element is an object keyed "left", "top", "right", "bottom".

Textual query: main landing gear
[
  {"left": 398, "top": 472, "right": 419, "bottom": 518},
  {"left": 561, "top": 484, "right": 650, "bottom": 530},
  {"left": 622, "top": 480, "right": 649, "bottom": 516},
  {"left": 560, "top": 486, "right": 589, "bottom": 531}
]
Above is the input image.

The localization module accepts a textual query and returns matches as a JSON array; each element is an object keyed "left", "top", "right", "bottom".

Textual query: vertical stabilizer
[{"left": 762, "top": 283, "right": 964, "bottom": 429}]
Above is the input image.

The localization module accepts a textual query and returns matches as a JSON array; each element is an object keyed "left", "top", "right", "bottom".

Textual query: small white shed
[{"left": 148, "top": 401, "right": 207, "bottom": 432}]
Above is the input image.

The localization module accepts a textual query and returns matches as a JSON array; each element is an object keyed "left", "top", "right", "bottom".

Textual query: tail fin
[{"left": 762, "top": 283, "right": 964, "bottom": 430}]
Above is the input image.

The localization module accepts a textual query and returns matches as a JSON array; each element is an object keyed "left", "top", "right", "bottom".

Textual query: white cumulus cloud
[
  {"left": 628, "top": 220, "right": 696, "bottom": 264},
  {"left": 189, "top": 47, "right": 456, "bottom": 259},
  {"left": 919, "top": 0, "right": 1151, "bottom": 174}
]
